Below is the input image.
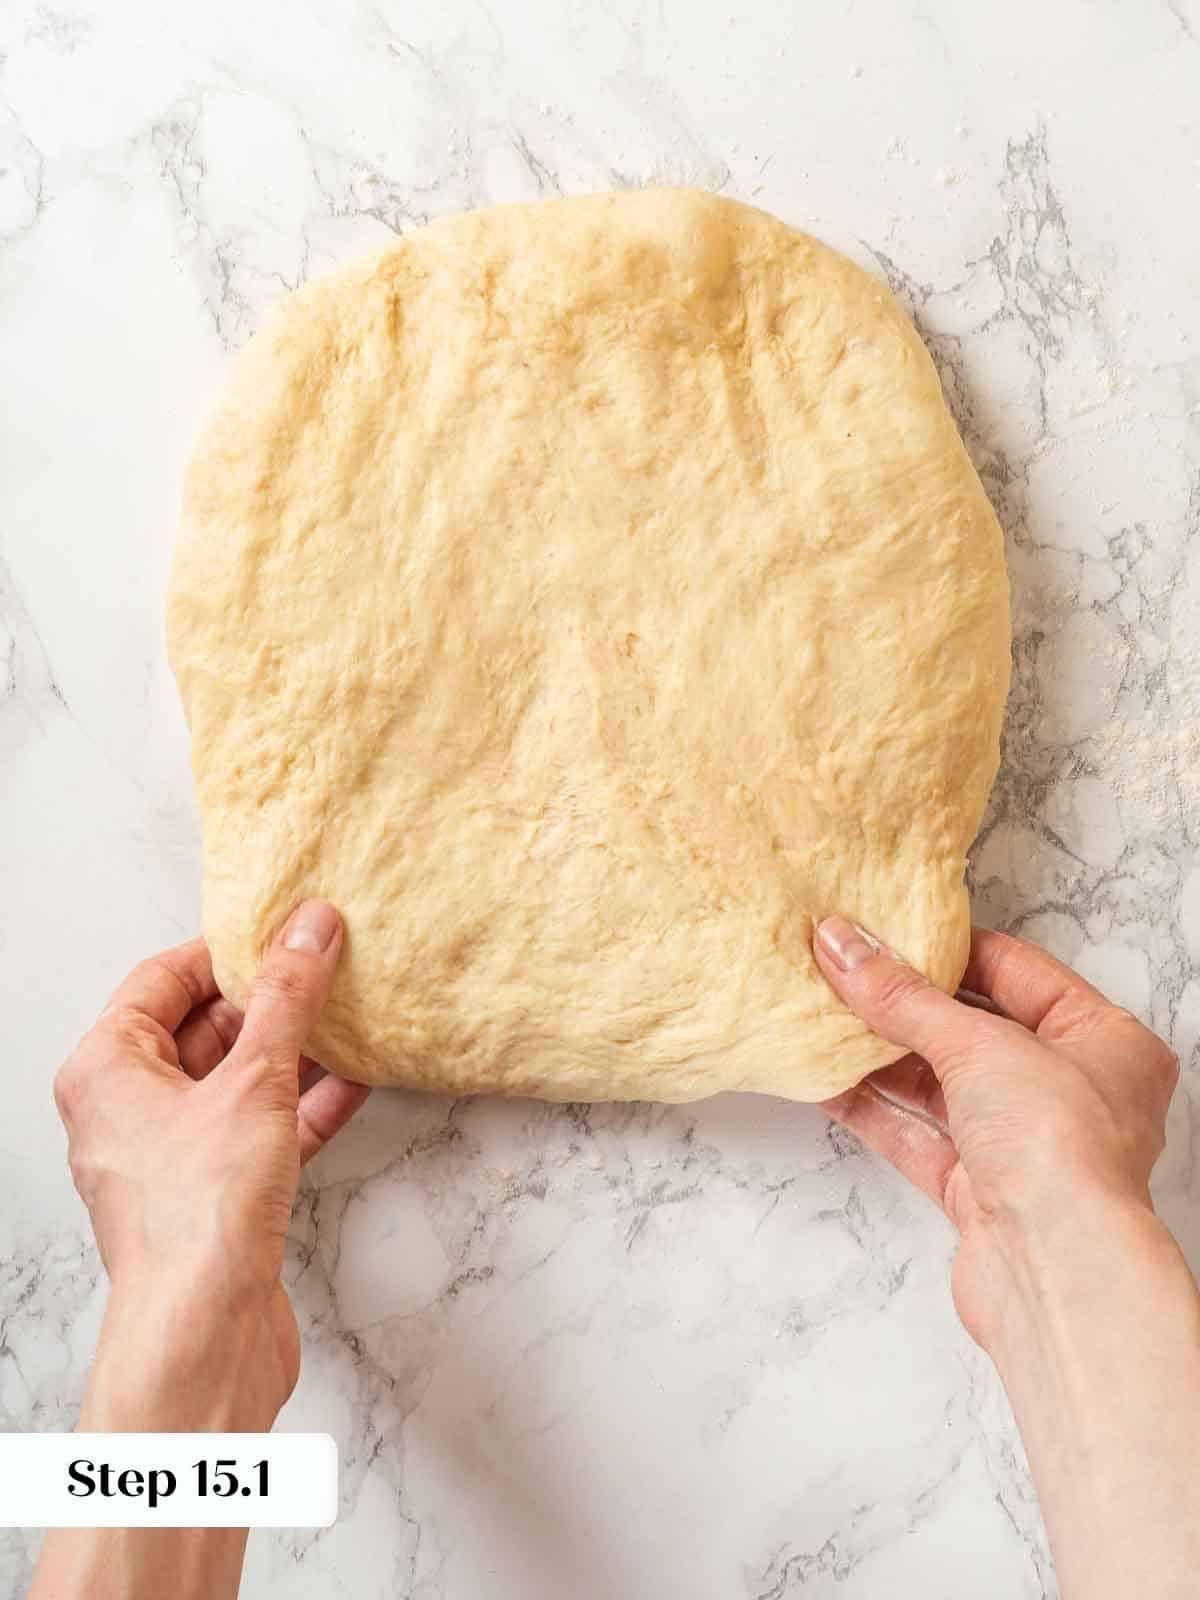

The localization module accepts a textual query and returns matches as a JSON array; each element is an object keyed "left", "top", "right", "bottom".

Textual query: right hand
[{"left": 811, "top": 917, "right": 1180, "bottom": 1350}]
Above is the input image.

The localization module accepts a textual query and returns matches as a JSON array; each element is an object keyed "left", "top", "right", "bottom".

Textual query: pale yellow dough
[{"left": 168, "top": 188, "right": 1010, "bottom": 1103}]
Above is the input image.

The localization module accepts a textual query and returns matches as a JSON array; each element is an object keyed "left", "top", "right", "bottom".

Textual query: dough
[{"left": 168, "top": 188, "right": 1009, "bottom": 1102}]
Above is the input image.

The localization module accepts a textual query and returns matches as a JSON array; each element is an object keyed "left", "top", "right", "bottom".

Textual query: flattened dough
[{"left": 168, "top": 188, "right": 1010, "bottom": 1102}]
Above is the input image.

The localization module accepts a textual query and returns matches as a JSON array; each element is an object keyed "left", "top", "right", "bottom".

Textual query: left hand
[{"left": 53, "top": 900, "right": 369, "bottom": 1428}]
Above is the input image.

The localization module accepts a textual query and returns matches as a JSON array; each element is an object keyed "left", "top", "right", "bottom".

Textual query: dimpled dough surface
[{"left": 168, "top": 188, "right": 1010, "bottom": 1103}]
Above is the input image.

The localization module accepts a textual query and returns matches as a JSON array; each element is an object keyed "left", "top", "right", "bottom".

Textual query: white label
[{"left": 0, "top": 1433, "right": 337, "bottom": 1527}]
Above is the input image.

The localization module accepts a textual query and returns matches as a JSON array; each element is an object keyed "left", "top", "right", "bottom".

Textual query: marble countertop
[{"left": 4, "top": 1, "right": 1200, "bottom": 1594}]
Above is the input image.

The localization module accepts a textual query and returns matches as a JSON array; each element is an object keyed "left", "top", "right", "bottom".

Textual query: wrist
[
  {"left": 963, "top": 1188, "right": 1200, "bottom": 1600},
  {"left": 81, "top": 1272, "right": 291, "bottom": 1433},
  {"left": 976, "top": 1185, "right": 1196, "bottom": 1375}
]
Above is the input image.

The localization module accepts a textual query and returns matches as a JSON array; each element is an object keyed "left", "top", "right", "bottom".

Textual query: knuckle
[
  {"left": 172, "top": 957, "right": 209, "bottom": 1011},
  {"left": 251, "top": 962, "right": 309, "bottom": 1007},
  {"left": 1111, "top": 1013, "right": 1179, "bottom": 1095},
  {"left": 870, "top": 966, "right": 928, "bottom": 1004},
  {"left": 869, "top": 966, "right": 932, "bottom": 1017},
  {"left": 134, "top": 953, "right": 205, "bottom": 1010},
  {"left": 104, "top": 1005, "right": 158, "bottom": 1050},
  {"left": 1155, "top": 1042, "right": 1181, "bottom": 1094},
  {"left": 53, "top": 1059, "right": 85, "bottom": 1120}
]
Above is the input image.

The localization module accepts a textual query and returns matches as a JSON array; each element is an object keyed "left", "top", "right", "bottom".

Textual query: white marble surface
[{"left": 3, "top": 1, "right": 1200, "bottom": 1594}]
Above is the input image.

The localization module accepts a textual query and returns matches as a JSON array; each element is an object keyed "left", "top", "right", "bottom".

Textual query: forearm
[
  {"left": 28, "top": 1281, "right": 283, "bottom": 1600},
  {"left": 29, "top": 1521, "right": 250, "bottom": 1600},
  {"left": 986, "top": 1196, "right": 1200, "bottom": 1600}
]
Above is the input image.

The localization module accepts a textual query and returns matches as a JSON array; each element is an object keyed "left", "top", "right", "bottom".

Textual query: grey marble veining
[{"left": 3, "top": 1, "right": 1200, "bottom": 1595}]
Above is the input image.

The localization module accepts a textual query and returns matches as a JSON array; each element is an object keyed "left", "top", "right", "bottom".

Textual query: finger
[
  {"left": 298, "top": 1074, "right": 371, "bottom": 1165},
  {"left": 225, "top": 900, "right": 343, "bottom": 1074},
  {"left": 961, "top": 926, "right": 1110, "bottom": 1040},
  {"left": 855, "top": 1053, "right": 949, "bottom": 1131},
  {"left": 102, "top": 937, "right": 218, "bottom": 1033},
  {"left": 813, "top": 916, "right": 982, "bottom": 1073},
  {"left": 821, "top": 1067, "right": 959, "bottom": 1212},
  {"left": 175, "top": 996, "right": 244, "bottom": 1081}
]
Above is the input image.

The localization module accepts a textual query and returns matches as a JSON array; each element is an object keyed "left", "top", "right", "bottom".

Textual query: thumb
[
  {"left": 813, "top": 915, "right": 979, "bottom": 1073},
  {"left": 226, "top": 900, "right": 343, "bottom": 1080}
]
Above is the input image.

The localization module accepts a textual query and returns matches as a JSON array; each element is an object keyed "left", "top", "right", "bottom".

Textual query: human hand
[
  {"left": 812, "top": 917, "right": 1179, "bottom": 1352},
  {"left": 53, "top": 901, "right": 369, "bottom": 1429}
]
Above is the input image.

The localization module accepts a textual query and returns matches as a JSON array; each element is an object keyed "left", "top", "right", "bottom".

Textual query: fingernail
[
  {"left": 282, "top": 900, "right": 340, "bottom": 954},
  {"left": 816, "top": 916, "right": 880, "bottom": 973}
]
